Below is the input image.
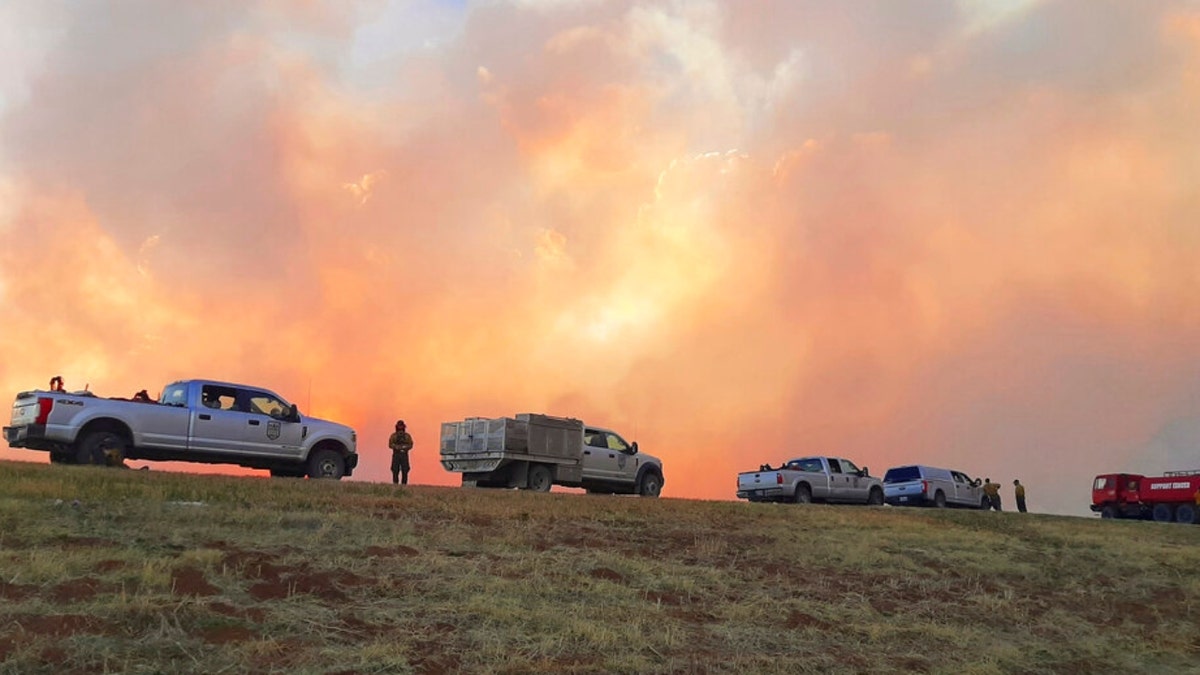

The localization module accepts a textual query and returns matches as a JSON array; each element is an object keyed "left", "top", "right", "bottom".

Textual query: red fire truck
[{"left": 1091, "top": 471, "right": 1200, "bottom": 523}]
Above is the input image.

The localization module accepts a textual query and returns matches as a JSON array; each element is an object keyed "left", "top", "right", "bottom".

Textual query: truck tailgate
[
  {"left": 9, "top": 393, "right": 44, "bottom": 427},
  {"left": 737, "top": 471, "right": 779, "bottom": 492},
  {"left": 884, "top": 480, "right": 926, "bottom": 503}
]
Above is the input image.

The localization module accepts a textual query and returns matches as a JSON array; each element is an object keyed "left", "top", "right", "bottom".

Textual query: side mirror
[
  {"left": 287, "top": 404, "right": 300, "bottom": 423},
  {"left": 859, "top": 467, "right": 869, "bottom": 478},
  {"left": 630, "top": 441, "right": 639, "bottom": 455}
]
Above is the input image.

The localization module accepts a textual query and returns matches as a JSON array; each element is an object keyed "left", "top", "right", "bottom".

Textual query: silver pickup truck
[
  {"left": 736, "top": 456, "right": 884, "bottom": 505},
  {"left": 4, "top": 378, "right": 358, "bottom": 479},
  {"left": 441, "top": 413, "right": 665, "bottom": 496}
]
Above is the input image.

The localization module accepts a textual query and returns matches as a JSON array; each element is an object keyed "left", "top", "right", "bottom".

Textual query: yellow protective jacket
[{"left": 389, "top": 431, "right": 414, "bottom": 455}]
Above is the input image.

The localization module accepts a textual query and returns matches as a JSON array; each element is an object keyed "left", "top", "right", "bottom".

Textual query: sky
[{"left": 1, "top": 0, "right": 1198, "bottom": 517}]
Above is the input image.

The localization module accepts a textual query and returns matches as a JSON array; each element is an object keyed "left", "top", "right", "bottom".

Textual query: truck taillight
[
  {"left": 922, "top": 480, "right": 929, "bottom": 495},
  {"left": 777, "top": 473, "right": 784, "bottom": 485},
  {"left": 35, "top": 397, "right": 54, "bottom": 425}
]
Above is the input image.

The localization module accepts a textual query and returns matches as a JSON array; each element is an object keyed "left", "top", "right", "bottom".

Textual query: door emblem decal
[{"left": 266, "top": 421, "right": 281, "bottom": 440}]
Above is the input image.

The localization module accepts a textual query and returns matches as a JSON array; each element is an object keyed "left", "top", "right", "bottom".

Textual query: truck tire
[
  {"left": 1175, "top": 504, "right": 1197, "bottom": 525},
  {"left": 76, "top": 431, "right": 126, "bottom": 466},
  {"left": 794, "top": 484, "right": 812, "bottom": 504},
  {"left": 1100, "top": 505, "right": 1119, "bottom": 519},
  {"left": 933, "top": 491, "right": 946, "bottom": 508},
  {"left": 637, "top": 472, "right": 663, "bottom": 498},
  {"left": 307, "top": 449, "right": 346, "bottom": 479},
  {"left": 1152, "top": 503, "right": 1174, "bottom": 523},
  {"left": 527, "top": 465, "right": 553, "bottom": 492},
  {"left": 868, "top": 487, "right": 884, "bottom": 506}
]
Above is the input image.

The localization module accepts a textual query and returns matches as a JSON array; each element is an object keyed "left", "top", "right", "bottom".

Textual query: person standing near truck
[
  {"left": 389, "top": 420, "right": 414, "bottom": 485},
  {"left": 1013, "top": 479, "right": 1027, "bottom": 513},
  {"left": 983, "top": 478, "right": 1002, "bottom": 511}
]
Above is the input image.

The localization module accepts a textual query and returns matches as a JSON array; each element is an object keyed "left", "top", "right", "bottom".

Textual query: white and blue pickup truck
[
  {"left": 736, "top": 456, "right": 884, "bottom": 505},
  {"left": 4, "top": 378, "right": 358, "bottom": 479},
  {"left": 882, "top": 465, "right": 988, "bottom": 509}
]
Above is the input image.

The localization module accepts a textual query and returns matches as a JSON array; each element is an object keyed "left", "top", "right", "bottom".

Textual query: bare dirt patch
[
  {"left": 92, "top": 559, "right": 127, "bottom": 573},
  {"left": 785, "top": 610, "right": 832, "bottom": 630},
  {"left": 222, "top": 550, "right": 285, "bottom": 581},
  {"left": 644, "top": 590, "right": 685, "bottom": 606},
  {"left": 589, "top": 568, "right": 625, "bottom": 583},
  {"left": 171, "top": 567, "right": 221, "bottom": 597},
  {"left": 48, "top": 577, "right": 104, "bottom": 603},
  {"left": 0, "top": 581, "right": 36, "bottom": 601}
]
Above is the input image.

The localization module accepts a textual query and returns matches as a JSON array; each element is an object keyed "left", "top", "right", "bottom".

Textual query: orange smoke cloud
[{"left": 2, "top": 1, "right": 1199, "bottom": 515}]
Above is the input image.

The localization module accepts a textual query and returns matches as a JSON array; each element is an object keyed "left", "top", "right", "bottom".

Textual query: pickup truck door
[
  {"left": 138, "top": 382, "right": 192, "bottom": 450},
  {"left": 826, "top": 459, "right": 850, "bottom": 501},
  {"left": 189, "top": 407, "right": 255, "bottom": 455},
  {"left": 188, "top": 384, "right": 260, "bottom": 456},
  {"left": 241, "top": 390, "right": 304, "bottom": 459},
  {"left": 581, "top": 430, "right": 623, "bottom": 481},
  {"left": 952, "top": 472, "right": 982, "bottom": 507},
  {"left": 838, "top": 459, "right": 869, "bottom": 502}
]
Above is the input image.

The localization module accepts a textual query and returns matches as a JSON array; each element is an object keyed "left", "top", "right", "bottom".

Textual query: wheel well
[
  {"left": 635, "top": 465, "right": 664, "bottom": 486},
  {"left": 310, "top": 439, "right": 348, "bottom": 457},
  {"left": 77, "top": 418, "right": 133, "bottom": 445}
]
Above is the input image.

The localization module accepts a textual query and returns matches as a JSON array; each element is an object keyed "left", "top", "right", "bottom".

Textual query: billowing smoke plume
[{"left": 2, "top": 0, "right": 1198, "bottom": 515}]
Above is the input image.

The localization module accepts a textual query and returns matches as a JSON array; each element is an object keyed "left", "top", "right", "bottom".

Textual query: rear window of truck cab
[{"left": 884, "top": 466, "right": 921, "bottom": 483}]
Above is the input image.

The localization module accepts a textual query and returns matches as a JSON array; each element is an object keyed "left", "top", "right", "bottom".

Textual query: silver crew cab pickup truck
[
  {"left": 736, "top": 456, "right": 884, "bottom": 505},
  {"left": 4, "top": 379, "right": 358, "bottom": 479},
  {"left": 441, "top": 413, "right": 665, "bottom": 496}
]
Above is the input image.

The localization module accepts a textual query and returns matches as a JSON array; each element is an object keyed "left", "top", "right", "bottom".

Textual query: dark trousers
[
  {"left": 1016, "top": 496, "right": 1027, "bottom": 513},
  {"left": 391, "top": 452, "right": 410, "bottom": 485},
  {"left": 990, "top": 495, "right": 1002, "bottom": 512}
]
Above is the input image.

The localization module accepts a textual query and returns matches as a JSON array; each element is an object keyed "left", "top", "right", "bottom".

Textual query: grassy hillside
[{"left": 0, "top": 461, "right": 1197, "bottom": 674}]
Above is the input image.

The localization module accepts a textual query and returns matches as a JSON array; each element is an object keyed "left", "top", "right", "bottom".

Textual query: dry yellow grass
[{"left": 1, "top": 459, "right": 1198, "bottom": 674}]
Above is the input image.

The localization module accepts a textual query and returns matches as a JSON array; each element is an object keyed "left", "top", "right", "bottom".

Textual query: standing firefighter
[
  {"left": 1013, "top": 479, "right": 1027, "bottom": 513},
  {"left": 389, "top": 420, "right": 414, "bottom": 485},
  {"left": 983, "top": 478, "right": 1002, "bottom": 511}
]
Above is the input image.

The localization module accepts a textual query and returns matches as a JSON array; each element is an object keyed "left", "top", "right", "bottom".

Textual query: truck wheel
[
  {"left": 1152, "top": 503, "right": 1174, "bottom": 523},
  {"left": 794, "top": 484, "right": 812, "bottom": 504},
  {"left": 1100, "top": 505, "right": 1119, "bottom": 519},
  {"left": 1175, "top": 504, "right": 1197, "bottom": 524},
  {"left": 868, "top": 487, "right": 884, "bottom": 506},
  {"left": 76, "top": 431, "right": 126, "bottom": 466},
  {"left": 307, "top": 449, "right": 346, "bottom": 479},
  {"left": 933, "top": 491, "right": 947, "bottom": 508},
  {"left": 637, "top": 472, "right": 663, "bottom": 498},
  {"left": 527, "top": 465, "right": 553, "bottom": 492}
]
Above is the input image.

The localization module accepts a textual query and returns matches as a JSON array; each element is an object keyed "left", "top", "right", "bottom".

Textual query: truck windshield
[{"left": 884, "top": 466, "right": 921, "bottom": 483}]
